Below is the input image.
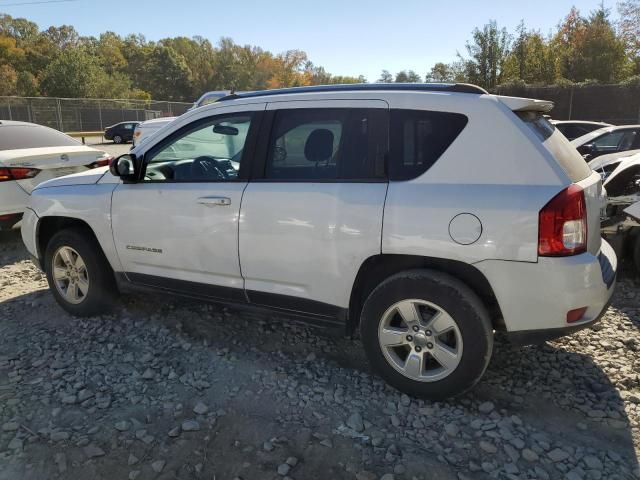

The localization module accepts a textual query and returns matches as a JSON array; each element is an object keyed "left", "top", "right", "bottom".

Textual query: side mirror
[
  {"left": 213, "top": 124, "right": 239, "bottom": 136},
  {"left": 578, "top": 144, "right": 595, "bottom": 155},
  {"left": 109, "top": 154, "right": 137, "bottom": 180}
]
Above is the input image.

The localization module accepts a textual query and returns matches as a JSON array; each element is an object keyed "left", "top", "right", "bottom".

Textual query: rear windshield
[
  {"left": 517, "top": 112, "right": 591, "bottom": 182},
  {"left": 0, "top": 124, "right": 80, "bottom": 150}
]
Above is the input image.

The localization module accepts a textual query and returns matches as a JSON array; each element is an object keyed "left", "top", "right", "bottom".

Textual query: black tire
[
  {"left": 360, "top": 269, "right": 493, "bottom": 400},
  {"left": 44, "top": 228, "right": 119, "bottom": 317},
  {"left": 113, "top": 135, "right": 123, "bottom": 144}
]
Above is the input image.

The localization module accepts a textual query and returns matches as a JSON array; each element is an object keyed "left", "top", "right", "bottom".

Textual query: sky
[{"left": 0, "top": 0, "right": 617, "bottom": 81}]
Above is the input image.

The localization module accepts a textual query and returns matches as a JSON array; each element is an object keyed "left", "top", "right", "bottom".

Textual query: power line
[{"left": 0, "top": 0, "right": 78, "bottom": 6}]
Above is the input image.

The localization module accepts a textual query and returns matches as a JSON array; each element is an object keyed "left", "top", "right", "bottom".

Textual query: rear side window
[
  {"left": 264, "top": 108, "right": 387, "bottom": 180},
  {"left": 0, "top": 125, "right": 80, "bottom": 150},
  {"left": 517, "top": 112, "right": 591, "bottom": 182},
  {"left": 388, "top": 110, "right": 468, "bottom": 180}
]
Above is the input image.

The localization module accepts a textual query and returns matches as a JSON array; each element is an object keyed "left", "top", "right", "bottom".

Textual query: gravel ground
[{"left": 0, "top": 229, "right": 638, "bottom": 480}]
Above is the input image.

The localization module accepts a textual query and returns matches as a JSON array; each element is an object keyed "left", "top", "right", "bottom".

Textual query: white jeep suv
[{"left": 21, "top": 84, "right": 617, "bottom": 399}]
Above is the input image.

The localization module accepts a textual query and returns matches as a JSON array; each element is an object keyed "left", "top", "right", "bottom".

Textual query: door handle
[{"left": 197, "top": 196, "right": 231, "bottom": 206}]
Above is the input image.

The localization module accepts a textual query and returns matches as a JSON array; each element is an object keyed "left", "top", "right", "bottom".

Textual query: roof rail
[{"left": 217, "top": 83, "right": 488, "bottom": 102}]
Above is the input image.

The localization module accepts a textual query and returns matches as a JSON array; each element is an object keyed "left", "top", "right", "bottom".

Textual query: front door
[{"left": 111, "top": 104, "right": 264, "bottom": 301}]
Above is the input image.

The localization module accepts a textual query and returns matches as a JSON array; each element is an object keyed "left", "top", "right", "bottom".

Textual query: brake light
[
  {"left": 538, "top": 184, "right": 587, "bottom": 256},
  {"left": 87, "top": 157, "right": 114, "bottom": 168},
  {"left": 0, "top": 167, "right": 40, "bottom": 182}
]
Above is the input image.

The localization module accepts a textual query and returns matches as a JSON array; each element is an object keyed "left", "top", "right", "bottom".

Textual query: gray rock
[
  {"left": 380, "top": 474, "right": 395, "bottom": 480},
  {"left": 347, "top": 412, "right": 365, "bottom": 432},
  {"left": 286, "top": 456, "right": 298, "bottom": 467},
  {"left": 77, "top": 389, "right": 94, "bottom": 402},
  {"left": 128, "top": 454, "right": 139, "bottom": 465},
  {"left": 522, "top": 448, "right": 539, "bottom": 462},
  {"left": 128, "top": 471, "right": 140, "bottom": 480},
  {"left": 61, "top": 394, "right": 77, "bottom": 404},
  {"left": 547, "top": 448, "right": 570, "bottom": 462},
  {"left": 54, "top": 452, "right": 67, "bottom": 473},
  {"left": 478, "top": 401, "right": 495, "bottom": 413},
  {"left": 445, "top": 422, "right": 459, "bottom": 437},
  {"left": 115, "top": 421, "right": 130, "bottom": 432},
  {"left": 142, "top": 368, "right": 154, "bottom": 380},
  {"left": 151, "top": 460, "right": 165, "bottom": 473},
  {"left": 83, "top": 444, "right": 105, "bottom": 458},
  {"left": 181, "top": 419, "right": 201, "bottom": 432},
  {"left": 168, "top": 426, "right": 181, "bottom": 437},
  {"left": 193, "top": 401, "right": 209, "bottom": 415},
  {"left": 479, "top": 440, "right": 498, "bottom": 454},
  {"left": 2, "top": 421, "right": 19, "bottom": 432},
  {"left": 567, "top": 470, "right": 583, "bottom": 480},
  {"left": 8, "top": 437, "right": 23, "bottom": 450},
  {"left": 50, "top": 431, "right": 70, "bottom": 442},
  {"left": 277, "top": 463, "right": 291, "bottom": 476},
  {"left": 263, "top": 441, "right": 274, "bottom": 451},
  {"left": 583, "top": 455, "right": 603, "bottom": 470}
]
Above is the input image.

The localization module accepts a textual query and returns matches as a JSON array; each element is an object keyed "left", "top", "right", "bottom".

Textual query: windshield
[{"left": 570, "top": 127, "right": 613, "bottom": 147}]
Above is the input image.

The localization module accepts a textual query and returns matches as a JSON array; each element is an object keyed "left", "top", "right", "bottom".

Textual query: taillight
[
  {"left": 538, "top": 184, "right": 587, "bottom": 256},
  {"left": 0, "top": 167, "right": 40, "bottom": 182},
  {"left": 87, "top": 156, "right": 114, "bottom": 168}
]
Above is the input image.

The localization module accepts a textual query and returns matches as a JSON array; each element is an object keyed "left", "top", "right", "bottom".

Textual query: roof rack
[{"left": 217, "top": 83, "right": 488, "bottom": 102}]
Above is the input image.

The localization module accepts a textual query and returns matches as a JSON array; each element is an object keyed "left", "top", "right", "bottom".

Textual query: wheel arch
[
  {"left": 37, "top": 216, "right": 105, "bottom": 268},
  {"left": 348, "top": 254, "right": 504, "bottom": 335}
]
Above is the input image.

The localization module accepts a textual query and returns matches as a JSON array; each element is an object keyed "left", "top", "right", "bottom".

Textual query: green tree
[
  {"left": 40, "top": 49, "right": 102, "bottom": 97},
  {"left": 395, "top": 70, "right": 422, "bottom": 82},
  {"left": 377, "top": 70, "right": 393, "bottom": 83},
  {"left": 16, "top": 70, "right": 38, "bottom": 96},
  {"left": 460, "top": 20, "right": 511, "bottom": 88}
]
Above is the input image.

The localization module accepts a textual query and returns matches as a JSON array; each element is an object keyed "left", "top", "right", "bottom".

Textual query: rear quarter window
[
  {"left": 0, "top": 124, "right": 80, "bottom": 150},
  {"left": 517, "top": 112, "right": 591, "bottom": 182},
  {"left": 389, "top": 109, "right": 468, "bottom": 180}
]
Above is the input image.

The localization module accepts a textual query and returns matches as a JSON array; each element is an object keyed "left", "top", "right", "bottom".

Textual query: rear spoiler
[{"left": 497, "top": 95, "right": 554, "bottom": 113}]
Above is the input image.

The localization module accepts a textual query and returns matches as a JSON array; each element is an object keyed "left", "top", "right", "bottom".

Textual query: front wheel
[
  {"left": 45, "top": 228, "right": 119, "bottom": 316},
  {"left": 360, "top": 269, "right": 493, "bottom": 400}
]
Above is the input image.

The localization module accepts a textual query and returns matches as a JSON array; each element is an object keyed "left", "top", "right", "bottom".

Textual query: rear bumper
[
  {"left": 475, "top": 239, "right": 617, "bottom": 340},
  {"left": 0, "top": 181, "right": 29, "bottom": 218}
]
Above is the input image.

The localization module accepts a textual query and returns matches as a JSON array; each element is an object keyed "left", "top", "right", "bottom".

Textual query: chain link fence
[{"left": 0, "top": 97, "right": 193, "bottom": 133}]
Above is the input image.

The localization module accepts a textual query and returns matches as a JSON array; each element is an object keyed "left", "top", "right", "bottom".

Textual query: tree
[
  {"left": 460, "top": 20, "right": 511, "bottom": 88},
  {"left": 501, "top": 27, "right": 557, "bottom": 85},
  {"left": 377, "top": 70, "right": 393, "bottom": 83},
  {"left": 16, "top": 71, "right": 38, "bottom": 96},
  {"left": 0, "top": 64, "right": 18, "bottom": 95},
  {"left": 618, "top": 0, "right": 640, "bottom": 56},
  {"left": 40, "top": 49, "right": 102, "bottom": 97},
  {"left": 395, "top": 70, "right": 422, "bottom": 82}
]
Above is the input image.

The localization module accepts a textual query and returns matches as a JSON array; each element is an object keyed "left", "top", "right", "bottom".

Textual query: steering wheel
[{"left": 191, "top": 156, "right": 228, "bottom": 180}]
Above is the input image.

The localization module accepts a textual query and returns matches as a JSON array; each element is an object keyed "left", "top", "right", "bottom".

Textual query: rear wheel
[
  {"left": 44, "top": 228, "right": 119, "bottom": 316},
  {"left": 113, "top": 135, "right": 123, "bottom": 144},
  {"left": 360, "top": 269, "right": 493, "bottom": 400}
]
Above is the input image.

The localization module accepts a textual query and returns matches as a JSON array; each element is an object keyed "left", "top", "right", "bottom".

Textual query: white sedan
[{"left": 0, "top": 121, "right": 112, "bottom": 230}]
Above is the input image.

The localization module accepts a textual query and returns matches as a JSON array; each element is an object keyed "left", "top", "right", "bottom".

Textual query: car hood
[{"left": 34, "top": 166, "right": 114, "bottom": 190}]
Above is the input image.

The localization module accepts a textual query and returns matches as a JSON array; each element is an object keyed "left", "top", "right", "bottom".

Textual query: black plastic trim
[
  {"left": 120, "top": 272, "right": 345, "bottom": 325},
  {"left": 217, "top": 83, "right": 488, "bottom": 102}
]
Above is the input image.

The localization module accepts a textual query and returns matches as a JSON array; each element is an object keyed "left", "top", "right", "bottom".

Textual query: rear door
[{"left": 239, "top": 99, "right": 389, "bottom": 317}]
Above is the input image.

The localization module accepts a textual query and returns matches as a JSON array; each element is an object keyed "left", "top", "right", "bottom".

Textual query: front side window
[
  {"left": 264, "top": 108, "right": 386, "bottom": 180},
  {"left": 389, "top": 109, "right": 468, "bottom": 180},
  {"left": 144, "top": 114, "right": 252, "bottom": 182},
  {"left": 124, "top": 124, "right": 134, "bottom": 130}
]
